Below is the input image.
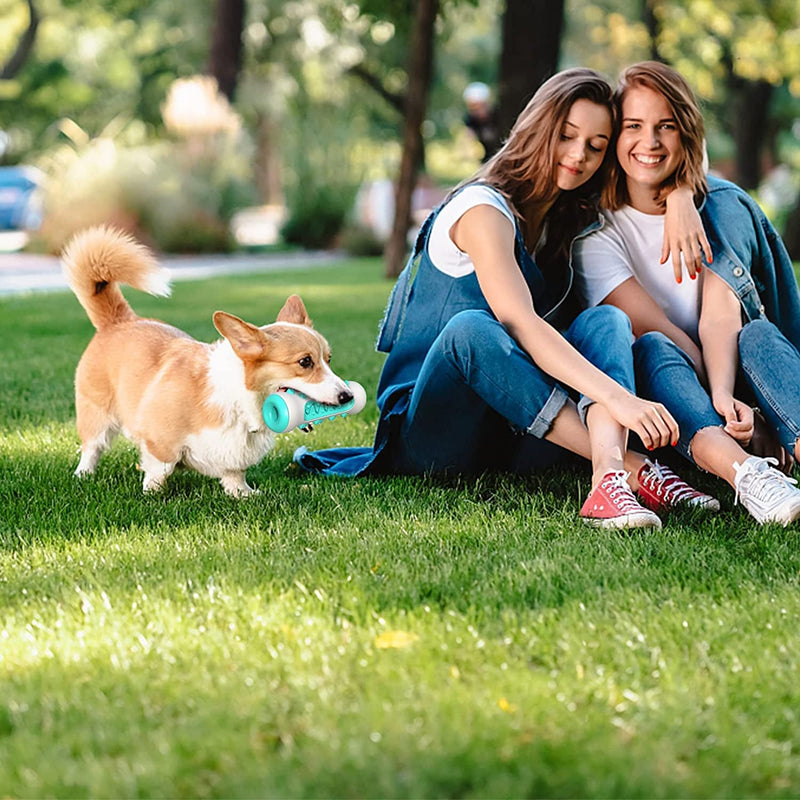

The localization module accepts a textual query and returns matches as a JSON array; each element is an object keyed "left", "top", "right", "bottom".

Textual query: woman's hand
[
  {"left": 713, "top": 395, "right": 754, "bottom": 447},
  {"left": 610, "top": 392, "right": 679, "bottom": 451},
  {"left": 662, "top": 186, "right": 713, "bottom": 282}
]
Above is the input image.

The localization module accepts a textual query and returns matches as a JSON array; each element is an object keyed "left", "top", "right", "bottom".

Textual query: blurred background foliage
[{"left": 0, "top": 0, "right": 798, "bottom": 258}]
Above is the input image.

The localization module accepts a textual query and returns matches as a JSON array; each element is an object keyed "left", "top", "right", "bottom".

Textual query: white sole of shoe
[
  {"left": 689, "top": 497, "right": 721, "bottom": 512},
  {"left": 762, "top": 496, "right": 800, "bottom": 527},
  {"left": 581, "top": 513, "right": 662, "bottom": 530}
]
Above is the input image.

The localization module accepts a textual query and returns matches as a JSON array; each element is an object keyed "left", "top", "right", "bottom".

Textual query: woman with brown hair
[
  {"left": 574, "top": 61, "right": 800, "bottom": 526},
  {"left": 297, "top": 67, "right": 715, "bottom": 529}
]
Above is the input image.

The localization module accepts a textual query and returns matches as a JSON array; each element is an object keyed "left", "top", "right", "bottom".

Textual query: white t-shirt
[
  {"left": 574, "top": 205, "right": 704, "bottom": 342},
  {"left": 428, "top": 184, "right": 516, "bottom": 277}
]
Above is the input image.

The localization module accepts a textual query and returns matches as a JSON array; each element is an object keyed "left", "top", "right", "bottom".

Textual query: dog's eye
[{"left": 298, "top": 355, "right": 314, "bottom": 369}]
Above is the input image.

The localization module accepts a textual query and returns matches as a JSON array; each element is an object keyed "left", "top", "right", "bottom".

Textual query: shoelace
[
  {"left": 601, "top": 471, "right": 642, "bottom": 511},
  {"left": 641, "top": 460, "right": 698, "bottom": 503},
  {"left": 734, "top": 457, "right": 798, "bottom": 506}
]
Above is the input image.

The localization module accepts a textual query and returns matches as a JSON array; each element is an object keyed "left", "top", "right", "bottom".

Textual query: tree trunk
[
  {"left": 255, "top": 112, "right": 282, "bottom": 205},
  {"left": 208, "top": 0, "right": 245, "bottom": 102},
  {"left": 784, "top": 196, "right": 800, "bottom": 262},
  {"left": 728, "top": 77, "right": 772, "bottom": 190},
  {"left": 383, "top": 0, "right": 438, "bottom": 279},
  {"left": 497, "top": 0, "right": 564, "bottom": 140},
  {"left": 348, "top": 63, "right": 426, "bottom": 172},
  {"left": 1, "top": 0, "right": 39, "bottom": 80},
  {"left": 641, "top": 0, "right": 662, "bottom": 61}
]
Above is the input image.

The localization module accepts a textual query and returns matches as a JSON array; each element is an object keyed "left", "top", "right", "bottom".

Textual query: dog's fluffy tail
[{"left": 61, "top": 225, "right": 171, "bottom": 330}]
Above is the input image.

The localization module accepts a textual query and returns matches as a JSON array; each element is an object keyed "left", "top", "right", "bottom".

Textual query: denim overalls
[{"left": 294, "top": 186, "right": 636, "bottom": 476}]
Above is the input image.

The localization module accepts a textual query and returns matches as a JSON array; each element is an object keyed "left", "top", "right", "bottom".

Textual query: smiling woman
[
  {"left": 295, "top": 67, "right": 717, "bottom": 531},
  {"left": 615, "top": 86, "right": 684, "bottom": 209},
  {"left": 574, "top": 61, "right": 800, "bottom": 526}
]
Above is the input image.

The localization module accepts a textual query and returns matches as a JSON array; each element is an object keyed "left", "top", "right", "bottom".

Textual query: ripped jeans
[
  {"left": 634, "top": 321, "right": 800, "bottom": 465},
  {"left": 739, "top": 318, "right": 800, "bottom": 455},
  {"left": 391, "top": 304, "right": 635, "bottom": 474}
]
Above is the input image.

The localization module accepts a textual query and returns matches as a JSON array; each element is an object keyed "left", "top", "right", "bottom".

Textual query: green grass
[{"left": 2, "top": 258, "right": 800, "bottom": 798}]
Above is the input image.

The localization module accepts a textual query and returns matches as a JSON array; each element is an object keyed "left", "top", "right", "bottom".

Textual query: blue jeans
[
  {"left": 739, "top": 319, "right": 800, "bottom": 454},
  {"left": 391, "top": 305, "right": 635, "bottom": 474},
  {"left": 633, "top": 331, "right": 723, "bottom": 464}
]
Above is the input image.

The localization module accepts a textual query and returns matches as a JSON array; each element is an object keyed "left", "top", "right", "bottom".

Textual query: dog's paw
[
  {"left": 224, "top": 486, "right": 260, "bottom": 499},
  {"left": 233, "top": 488, "right": 261, "bottom": 499},
  {"left": 74, "top": 453, "right": 99, "bottom": 477},
  {"left": 221, "top": 475, "right": 257, "bottom": 498}
]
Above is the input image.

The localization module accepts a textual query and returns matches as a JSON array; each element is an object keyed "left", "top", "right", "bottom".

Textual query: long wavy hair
[
  {"left": 457, "top": 68, "right": 615, "bottom": 263},
  {"left": 603, "top": 61, "right": 708, "bottom": 210}
]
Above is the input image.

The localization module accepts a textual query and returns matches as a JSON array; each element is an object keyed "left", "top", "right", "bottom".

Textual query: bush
[
  {"left": 281, "top": 182, "right": 356, "bottom": 250},
  {"left": 34, "top": 126, "right": 256, "bottom": 254},
  {"left": 279, "top": 93, "right": 363, "bottom": 250},
  {"left": 339, "top": 221, "right": 385, "bottom": 256}
]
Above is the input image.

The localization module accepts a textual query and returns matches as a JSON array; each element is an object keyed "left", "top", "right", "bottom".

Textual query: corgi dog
[{"left": 62, "top": 225, "right": 353, "bottom": 497}]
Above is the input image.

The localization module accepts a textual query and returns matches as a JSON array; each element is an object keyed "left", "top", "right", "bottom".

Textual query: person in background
[
  {"left": 463, "top": 81, "right": 502, "bottom": 163},
  {"left": 574, "top": 61, "right": 800, "bottom": 527},
  {"left": 296, "top": 67, "right": 717, "bottom": 530}
]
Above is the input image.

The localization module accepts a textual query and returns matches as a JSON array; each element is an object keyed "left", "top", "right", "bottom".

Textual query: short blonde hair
[{"left": 603, "top": 61, "right": 707, "bottom": 210}]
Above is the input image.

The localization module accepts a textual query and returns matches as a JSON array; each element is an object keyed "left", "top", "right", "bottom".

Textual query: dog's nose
[{"left": 337, "top": 389, "right": 354, "bottom": 405}]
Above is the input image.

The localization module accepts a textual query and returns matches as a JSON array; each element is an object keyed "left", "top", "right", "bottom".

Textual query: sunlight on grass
[
  {"left": 3, "top": 259, "right": 800, "bottom": 797},
  {"left": 1, "top": 422, "right": 77, "bottom": 455}
]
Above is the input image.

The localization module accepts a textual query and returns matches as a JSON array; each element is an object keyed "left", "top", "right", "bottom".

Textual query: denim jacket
[
  {"left": 701, "top": 175, "right": 800, "bottom": 349},
  {"left": 293, "top": 186, "right": 601, "bottom": 476}
]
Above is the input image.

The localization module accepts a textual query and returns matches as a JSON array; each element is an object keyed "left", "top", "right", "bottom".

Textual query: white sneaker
[{"left": 733, "top": 456, "right": 800, "bottom": 526}]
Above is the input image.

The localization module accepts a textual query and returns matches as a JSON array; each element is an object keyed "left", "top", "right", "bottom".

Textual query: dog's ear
[
  {"left": 213, "top": 311, "right": 266, "bottom": 360},
  {"left": 276, "top": 294, "right": 313, "bottom": 327}
]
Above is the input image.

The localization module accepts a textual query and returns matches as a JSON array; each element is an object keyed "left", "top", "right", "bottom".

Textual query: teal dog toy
[{"left": 262, "top": 381, "right": 367, "bottom": 433}]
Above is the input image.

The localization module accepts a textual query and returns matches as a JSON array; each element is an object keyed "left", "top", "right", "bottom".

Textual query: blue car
[{"left": 0, "top": 165, "right": 43, "bottom": 230}]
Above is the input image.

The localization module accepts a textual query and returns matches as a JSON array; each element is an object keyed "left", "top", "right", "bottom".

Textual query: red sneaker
[
  {"left": 580, "top": 471, "right": 662, "bottom": 530},
  {"left": 636, "top": 459, "right": 720, "bottom": 513}
]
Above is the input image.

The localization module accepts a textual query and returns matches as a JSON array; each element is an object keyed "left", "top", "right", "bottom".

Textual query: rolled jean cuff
[
  {"left": 527, "top": 384, "right": 570, "bottom": 438},
  {"left": 577, "top": 394, "right": 593, "bottom": 427}
]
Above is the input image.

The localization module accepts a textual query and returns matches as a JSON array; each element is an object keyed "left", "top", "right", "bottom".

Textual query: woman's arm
[
  {"left": 451, "top": 204, "right": 678, "bottom": 449},
  {"left": 662, "top": 186, "right": 713, "bottom": 282},
  {"left": 698, "top": 270, "right": 753, "bottom": 445},
  {"left": 601, "top": 277, "right": 708, "bottom": 385}
]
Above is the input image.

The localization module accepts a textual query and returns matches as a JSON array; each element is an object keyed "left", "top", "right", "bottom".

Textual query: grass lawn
[{"left": 2, "top": 257, "right": 800, "bottom": 798}]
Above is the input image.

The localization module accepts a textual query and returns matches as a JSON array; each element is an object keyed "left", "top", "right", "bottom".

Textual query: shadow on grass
[{"left": 3, "top": 448, "right": 800, "bottom": 623}]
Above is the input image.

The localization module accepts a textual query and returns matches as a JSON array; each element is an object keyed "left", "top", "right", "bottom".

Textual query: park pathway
[{"left": 0, "top": 246, "right": 346, "bottom": 296}]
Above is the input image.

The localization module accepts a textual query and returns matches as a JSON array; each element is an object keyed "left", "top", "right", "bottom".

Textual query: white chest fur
[{"left": 182, "top": 342, "right": 276, "bottom": 477}]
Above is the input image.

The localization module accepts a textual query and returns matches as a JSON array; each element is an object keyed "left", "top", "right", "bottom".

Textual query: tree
[
  {"left": 1, "top": 0, "right": 39, "bottom": 80},
  {"left": 562, "top": 0, "right": 654, "bottom": 79},
  {"left": 347, "top": 61, "right": 425, "bottom": 174},
  {"left": 383, "top": 0, "right": 438, "bottom": 278},
  {"left": 656, "top": 0, "right": 800, "bottom": 188},
  {"left": 338, "top": 0, "right": 430, "bottom": 173},
  {"left": 785, "top": 200, "right": 800, "bottom": 260},
  {"left": 640, "top": 0, "right": 661, "bottom": 61},
  {"left": 725, "top": 72, "right": 773, "bottom": 190},
  {"left": 497, "top": 0, "right": 563, "bottom": 138},
  {"left": 208, "top": 0, "right": 245, "bottom": 101},
  {"left": 0, "top": 0, "right": 214, "bottom": 159}
]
